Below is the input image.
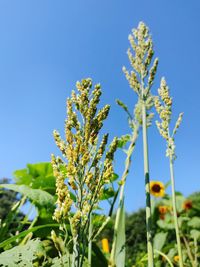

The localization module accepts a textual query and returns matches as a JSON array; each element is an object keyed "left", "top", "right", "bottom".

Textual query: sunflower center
[{"left": 152, "top": 184, "right": 161, "bottom": 192}]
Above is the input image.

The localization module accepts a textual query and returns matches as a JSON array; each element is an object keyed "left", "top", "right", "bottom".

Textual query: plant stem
[
  {"left": 88, "top": 213, "right": 92, "bottom": 267},
  {"left": 183, "top": 235, "right": 195, "bottom": 267},
  {"left": 72, "top": 235, "right": 79, "bottom": 267},
  {"left": 194, "top": 237, "right": 198, "bottom": 267},
  {"left": 110, "top": 127, "right": 139, "bottom": 266},
  {"left": 154, "top": 249, "right": 174, "bottom": 267},
  {"left": 118, "top": 127, "right": 139, "bottom": 210},
  {"left": 142, "top": 102, "right": 154, "bottom": 267},
  {"left": 169, "top": 157, "right": 184, "bottom": 267}
]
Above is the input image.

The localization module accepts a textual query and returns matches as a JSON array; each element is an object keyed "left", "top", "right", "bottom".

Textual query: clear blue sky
[{"left": 0, "top": 0, "right": 199, "bottom": 212}]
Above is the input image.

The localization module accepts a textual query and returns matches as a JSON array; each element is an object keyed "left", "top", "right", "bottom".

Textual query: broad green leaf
[
  {"left": 190, "top": 229, "right": 200, "bottom": 240},
  {"left": 0, "top": 184, "right": 55, "bottom": 208},
  {"left": 157, "top": 213, "right": 174, "bottom": 230},
  {"left": 188, "top": 217, "right": 200, "bottom": 229},
  {"left": 13, "top": 163, "right": 54, "bottom": 190},
  {"left": 13, "top": 168, "right": 33, "bottom": 186},
  {"left": 32, "top": 175, "right": 56, "bottom": 194},
  {"left": 157, "top": 219, "right": 174, "bottom": 230},
  {"left": 153, "top": 232, "right": 168, "bottom": 251},
  {"left": 175, "top": 195, "right": 185, "bottom": 213},
  {"left": 117, "top": 135, "right": 131, "bottom": 148},
  {"left": 111, "top": 173, "right": 119, "bottom": 182},
  {"left": 100, "top": 187, "right": 115, "bottom": 200},
  {"left": 177, "top": 216, "right": 189, "bottom": 227},
  {"left": 27, "top": 162, "right": 53, "bottom": 177},
  {"left": 0, "top": 239, "right": 45, "bottom": 266}
]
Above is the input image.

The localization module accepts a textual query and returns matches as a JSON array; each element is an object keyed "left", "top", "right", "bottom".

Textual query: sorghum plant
[
  {"left": 122, "top": 22, "right": 158, "bottom": 267},
  {"left": 155, "top": 77, "right": 184, "bottom": 266},
  {"left": 109, "top": 101, "right": 140, "bottom": 267},
  {"left": 51, "top": 78, "right": 118, "bottom": 267}
]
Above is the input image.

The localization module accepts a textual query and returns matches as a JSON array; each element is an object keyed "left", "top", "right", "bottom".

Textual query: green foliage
[
  {"left": 110, "top": 199, "right": 125, "bottom": 267},
  {"left": 0, "top": 239, "right": 46, "bottom": 267},
  {"left": 0, "top": 178, "right": 19, "bottom": 220},
  {"left": 0, "top": 163, "right": 58, "bottom": 253},
  {"left": 0, "top": 178, "right": 25, "bottom": 243},
  {"left": 100, "top": 187, "right": 116, "bottom": 201},
  {"left": 0, "top": 224, "right": 59, "bottom": 249},
  {"left": 117, "top": 135, "right": 131, "bottom": 149},
  {"left": 13, "top": 163, "right": 57, "bottom": 230},
  {"left": 153, "top": 232, "right": 168, "bottom": 251},
  {"left": 0, "top": 22, "right": 199, "bottom": 267},
  {"left": 188, "top": 217, "right": 200, "bottom": 229},
  {"left": 125, "top": 209, "right": 147, "bottom": 266},
  {"left": 0, "top": 184, "right": 55, "bottom": 209},
  {"left": 14, "top": 162, "right": 56, "bottom": 195},
  {"left": 91, "top": 243, "right": 108, "bottom": 267}
]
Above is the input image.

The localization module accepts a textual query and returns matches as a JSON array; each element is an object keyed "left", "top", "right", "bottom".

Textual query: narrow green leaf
[
  {"left": 111, "top": 199, "right": 125, "bottom": 267},
  {"left": 92, "top": 242, "right": 108, "bottom": 267},
  {"left": 0, "top": 224, "right": 59, "bottom": 248}
]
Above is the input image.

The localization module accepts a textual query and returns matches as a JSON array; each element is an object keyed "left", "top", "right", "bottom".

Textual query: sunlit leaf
[
  {"left": 0, "top": 239, "right": 45, "bottom": 266},
  {"left": 188, "top": 217, "right": 200, "bottom": 229},
  {"left": 0, "top": 184, "right": 55, "bottom": 208},
  {"left": 153, "top": 232, "right": 168, "bottom": 251},
  {"left": 100, "top": 187, "right": 115, "bottom": 200},
  {"left": 190, "top": 229, "right": 200, "bottom": 240},
  {"left": 117, "top": 135, "right": 131, "bottom": 148}
]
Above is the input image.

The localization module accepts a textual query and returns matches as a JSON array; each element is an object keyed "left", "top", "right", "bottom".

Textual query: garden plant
[{"left": 0, "top": 22, "right": 199, "bottom": 267}]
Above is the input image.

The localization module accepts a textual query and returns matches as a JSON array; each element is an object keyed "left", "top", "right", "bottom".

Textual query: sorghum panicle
[{"left": 52, "top": 78, "right": 118, "bottom": 239}]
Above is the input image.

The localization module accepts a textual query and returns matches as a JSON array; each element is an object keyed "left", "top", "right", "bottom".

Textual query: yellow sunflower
[
  {"left": 174, "top": 255, "right": 179, "bottom": 262},
  {"left": 150, "top": 181, "right": 165, "bottom": 197}
]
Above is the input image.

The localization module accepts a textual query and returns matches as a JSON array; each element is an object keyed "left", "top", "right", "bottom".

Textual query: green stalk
[
  {"left": 154, "top": 249, "right": 174, "bottom": 267},
  {"left": 110, "top": 127, "right": 139, "bottom": 266},
  {"left": 142, "top": 102, "right": 154, "bottom": 267},
  {"left": 118, "top": 127, "right": 139, "bottom": 211},
  {"left": 183, "top": 235, "right": 195, "bottom": 267},
  {"left": 169, "top": 157, "right": 184, "bottom": 267},
  {"left": 194, "top": 237, "right": 198, "bottom": 267},
  {"left": 88, "top": 213, "right": 92, "bottom": 267},
  {"left": 70, "top": 216, "right": 79, "bottom": 267}
]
